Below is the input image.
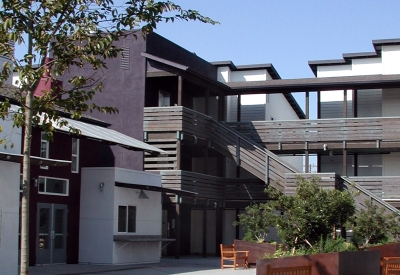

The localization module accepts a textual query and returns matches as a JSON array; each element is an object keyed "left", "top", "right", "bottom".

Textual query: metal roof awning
[
  {"left": 0, "top": 152, "right": 71, "bottom": 166},
  {"left": 115, "top": 181, "right": 198, "bottom": 197},
  {"left": 54, "top": 118, "right": 167, "bottom": 154}
]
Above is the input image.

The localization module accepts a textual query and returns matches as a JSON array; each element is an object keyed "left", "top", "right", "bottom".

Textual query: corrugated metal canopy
[
  {"left": 7, "top": 104, "right": 166, "bottom": 154},
  {"left": 54, "top": 117, "right": 166, "bottom": 154}
]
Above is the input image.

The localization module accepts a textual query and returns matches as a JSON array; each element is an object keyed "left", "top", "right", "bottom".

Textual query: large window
[
  {"left": 38, "top": 176, "right": 69, "bottom": 196},
  {"left": 71, "top": 138, "right": 79, "bottom": 173},
  {"left": 40, "top": 132, "right": 49, "bottom": 169},
  {"left": 118, "top": 205, "right": 136, "bottom": 233}
]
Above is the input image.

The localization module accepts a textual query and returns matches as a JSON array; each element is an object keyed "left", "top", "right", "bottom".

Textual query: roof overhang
[
  {"left": 0, "top": 151, "right": 71, "bottom": 166},
  {"left": 226, "top": 74, "right": 400, "bottom": 94},
  {"left": 52, "top": 117, "right": 167, "bottom": 154},
  {"left": 115, "top": 181, "right": 198, "bottom": 197}
]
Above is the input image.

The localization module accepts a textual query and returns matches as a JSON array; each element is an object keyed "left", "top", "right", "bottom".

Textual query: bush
[
  {"left": 233, "top": 203, "right": 277, "bottom": 243},
  {"left": 347, "top": 200, "right": 400, "bottom": 247},
  {"left": 268, "top": 177, "right": 355, "bottom": 250}
]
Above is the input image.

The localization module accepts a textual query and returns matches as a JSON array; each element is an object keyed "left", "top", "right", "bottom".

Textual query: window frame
[
  {"left": 37, "top": 176, "right": 69, "bottom": 196},
  {"left": 117, "top": 205, "right": 136, "bottom": 233},
  {"left": 40, "top": 131, "right": 49, "bottom": 169},
  {"left": 71, "top": 138, "right": 79, "bottom": 173}
]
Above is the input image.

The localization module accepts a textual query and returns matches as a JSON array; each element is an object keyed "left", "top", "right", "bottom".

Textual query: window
[
  {"left": 38, "top": 176, "right": 69, "bottom": 196},
  {"left": 158, "top": 90, "right": 170, "bottom": 107},
  {"left": 40, "top": 132, "right": 49, "bottom": 169},
  {"left": 118, "top": 205, "right": 136, "bottom": 233},
  {"left": 71, "top": 138, "right": 79, "bottom": 173}
]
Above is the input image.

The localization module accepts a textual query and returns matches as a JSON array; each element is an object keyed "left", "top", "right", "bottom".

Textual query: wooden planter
[
  {"left": 234, "top": 239, "right": 283, "bottom": 265},
  {"left": 368, "top": 242, "right": 400, "bottom": 258},
  {"left": 256, "top": 250, "right": 380, "bottom": 275}
]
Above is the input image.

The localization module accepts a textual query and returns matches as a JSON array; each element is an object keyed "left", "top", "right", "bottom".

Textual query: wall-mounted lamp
[
  {"left": 33, "top": 178, "right": 38, "bottom": 188},
  {"left": 138, "top": 190, "right": 149, "bottom": 199},
  {"left": 99, "top": 182, "right": 105, "bottom": 192},
  {"left": 323, "top": 144, "right": 328, "bottom": 151}
]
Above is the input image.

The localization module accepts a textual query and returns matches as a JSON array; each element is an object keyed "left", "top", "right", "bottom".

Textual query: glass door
[{"left": 36, "top": 203, "right": 67, "bottom": 264}]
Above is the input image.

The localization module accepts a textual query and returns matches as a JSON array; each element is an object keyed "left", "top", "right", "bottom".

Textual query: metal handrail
[{"left": 341, "top": 176, "right": 400, "bottom": 214}]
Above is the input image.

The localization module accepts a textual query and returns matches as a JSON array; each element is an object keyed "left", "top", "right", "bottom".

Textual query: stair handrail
[
  {"left": 341, "top": 176, "right": 400, "bottom": 215},
  {"left": 218, "top": 121, "right": 298, "bottom": 173}
]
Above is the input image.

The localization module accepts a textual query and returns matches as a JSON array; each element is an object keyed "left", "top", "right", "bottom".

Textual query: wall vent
[{"left": 121, "top": 47, "right": 130, "bottom": 70}]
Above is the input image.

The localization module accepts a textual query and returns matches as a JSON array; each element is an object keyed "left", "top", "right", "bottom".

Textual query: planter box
[
  {"left": 234, "top": 239, "right": 282, "bottom": 265},
  {"left": 256, "top": 250, "right": 380, "bottom": 275},
  {"left": 369, "top": 242, "right": 400, "bottom": 258}
]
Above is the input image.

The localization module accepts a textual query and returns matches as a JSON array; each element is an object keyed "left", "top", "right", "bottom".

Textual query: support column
[
  {"left": 216, "top": 202, "right": 223, "bottom": 256},
  {"left": 305, "top": 142, "right": 309, "bottom": 173},
  {"left": 218, "top": 95, "right": 225, "bottom": 121},
  {"left": 205, "top": 89, "right": 209, "bottom": 116},
  {"left": 202, "top": 203, "right": 208, "bottom": 258},
  {"left": 237, "top": 95, "right": 241, "bottom": 122},
  {"left": 343, "top": 90, "right": 347, "bottom": 118},
  {"left": 317, "top": 91, "right": 321, "bottom": 119},
  {"left": 176, "top": 138, "right": 181, "bottom": 170},
  {"left": 235, "top": 208, "right": 240, "bottom": 239},
  {"left": 353, "top": 89, "right": 357, "bottom": 118},
  {"left": 178, "top": 75, "right": 183, "bottom": 106},
  {"left": 305, "top": 91, "right": 309, "bottom": 119},
  {"left": 175, "top": 202, "right": 181, "bottom": 259},
  {"left": 343, "top": 141, "right": 347, "bottom": 176}
]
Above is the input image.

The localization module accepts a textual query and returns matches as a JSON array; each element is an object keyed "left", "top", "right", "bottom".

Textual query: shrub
[{"left": 347, "top": 200, "right": 400, "bottom": 247}]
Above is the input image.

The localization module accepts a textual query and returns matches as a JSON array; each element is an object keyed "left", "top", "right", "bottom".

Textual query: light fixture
[
  {"left": 138, "top": 190, "right": 149, "bottom": 199},
  {"left": 323, "top": 144, "right": 328, "bottom": 151},
  {"left": 99, "top": 182, "right": 105, "bottom": 192}
]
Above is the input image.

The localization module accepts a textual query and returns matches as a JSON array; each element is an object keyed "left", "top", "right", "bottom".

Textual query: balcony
[{"left": 226, "top": 117, "right": 400, "bottom": 154}]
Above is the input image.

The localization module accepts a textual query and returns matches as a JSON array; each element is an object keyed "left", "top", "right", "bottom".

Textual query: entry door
[{"left": 36, "top": 203, "right": 67, "bottom": 264}]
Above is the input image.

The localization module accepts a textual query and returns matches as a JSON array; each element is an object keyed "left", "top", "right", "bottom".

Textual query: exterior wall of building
[
  {"left": 218, "top": 65, "right": 303, "bottom": 172},
  {"left": 190, "top": 209, "right": 217, "bottom": 254},
  {"left": 80, "top": 167, "right": 162, "bottom": 264},
  {"left": 0, "top": 161, "right": 20, "bottom": 275},
  {"left": 62, "top": 33, "right": 147, "bottom": 171},
  {"left": 316, "top": 43, "right": 400, "bottom": 176},
  {"left": 0, "top": 115, "right": 21, "bottom": 275}
]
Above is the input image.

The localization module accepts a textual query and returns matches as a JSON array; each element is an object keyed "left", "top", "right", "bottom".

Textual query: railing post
[
  {"left": 265, "top": 155, "right": 270, "bottom": 185},
  {"left": 236, "top": 137, "right": 240, "bottom": 166},
  {"left": 343, "top": 141, "right": 347, "bottom": 176}
]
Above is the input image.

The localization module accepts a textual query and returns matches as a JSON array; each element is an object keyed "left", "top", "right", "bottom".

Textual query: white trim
[
  {"left": 38, "top": 176, "right": 69, "bottom": 196},
  {"left": 40, "top": 132, "right": 49, "bottom": 170},
  {"left": 117, "top": 205, "right": 137, "bottom": 233},
  {"left": 71, "top": 138, "right": 79, "bottom": 173}
]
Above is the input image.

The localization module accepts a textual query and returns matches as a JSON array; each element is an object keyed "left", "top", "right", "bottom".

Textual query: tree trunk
[{"left": 20, "top": 90, "right": 33, "bottom": 275}]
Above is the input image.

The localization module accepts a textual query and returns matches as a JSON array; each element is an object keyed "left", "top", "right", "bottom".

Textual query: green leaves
[
  {"left": 347, "top": 200, "right": 400, "bottom": 247},
  {"left": 264, "top": 177, "right": 355, "bottom": 250}
]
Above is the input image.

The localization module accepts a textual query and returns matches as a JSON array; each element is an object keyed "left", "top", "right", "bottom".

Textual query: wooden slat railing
[
  {"left": 226, "top": 117, "right": 400, "bottom": 144},
  {"left": 341, "top": 176, "right": 399, "bottom": 215},
  {"left": 348, "top": 176, "right": 400, "bottom": 201},
  {"left": 144, "top": 106, "right": 399, "bottom": 215},
  {"left": 160, "top": 170, "right": 266, "bottom": 200}
]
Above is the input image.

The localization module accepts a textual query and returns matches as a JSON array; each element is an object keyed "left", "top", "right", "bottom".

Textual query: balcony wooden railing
[
  {"left": 144, "top": 106, "right": 298, "bottom": 191},
  {"left": 226, "top": 117, "right": 400, "bottom": 151},
  {"left": 160, "top": 170, "right": 266, "bottom": 201},
  {"left": 144, "top": 106, "right": 399, "bottom": 215}
]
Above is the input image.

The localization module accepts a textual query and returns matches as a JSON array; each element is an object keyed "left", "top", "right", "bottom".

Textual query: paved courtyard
[{"left": 30, "top": 256, "right": 256, "bottom": 275}]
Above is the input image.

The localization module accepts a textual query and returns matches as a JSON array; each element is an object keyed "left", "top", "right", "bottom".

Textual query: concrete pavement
[{"left": 30, "top": 256, "right": 256, "bottom": 275}]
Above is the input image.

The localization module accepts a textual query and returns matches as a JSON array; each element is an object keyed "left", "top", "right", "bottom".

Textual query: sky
[
  {"left": 12, "top": 0, "right": 400, "bottom": 112},
  {"left": 150, "top": 0, "right": 400, "bottom": 112}
]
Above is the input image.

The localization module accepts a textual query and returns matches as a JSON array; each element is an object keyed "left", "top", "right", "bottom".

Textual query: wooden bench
[
  {"left": 381, "top": 257, "right": 400, "bottom": 275},
  {"left": 220, "top": 244, "right": 249, "bottom": 269},
  {"left": 266, "top": 263, "right": 312, "bottom": 275}
]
